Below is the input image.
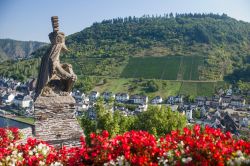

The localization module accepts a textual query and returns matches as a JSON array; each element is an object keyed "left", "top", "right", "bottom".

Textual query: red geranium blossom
[{"left": 0, "top": 125, "right": 250, "bottom": 165}]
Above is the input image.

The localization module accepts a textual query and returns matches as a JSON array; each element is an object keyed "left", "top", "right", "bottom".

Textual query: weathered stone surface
[
  {"left": 33, "top": 16, "right": 82, "bottom": 148},
  {"left": 35, "top": 16, "right": 77, "bottom": 100},
  {"left": 51, "top": 16, "right": 59, "bottom": 32},
  {"left": 17, "top": 127, "right": 34, "bottom": 144},
  {"left": 34, "top": 95, "right": 83, "bottom": 147},
  {"left": 35, "top": 95, "right": 75, "bottom": 105}
]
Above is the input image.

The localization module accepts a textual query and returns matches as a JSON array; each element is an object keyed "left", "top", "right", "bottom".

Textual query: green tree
[
  {"left": 146, "top": 80, "right": 159, "bottom": 92},
  {"left": 81, "top": 103, "right": 186, "bottom": 142},
  {"left": 237, "top": 80, "right": 250, "bottom": 92},
  {"left": 74, "top": 77, "right": 94, "bottom": 93},
  {"left": 81, "top": 101, "right": 136, "bottom": 142},
  {"left": 185, "top": 95, "right": 195, "bottom": 103},
  {"left": 193, "top": 109, "right": 201, "bottom": 119},
  {"left": 134, "top": 106, "right": 186, "bottom": 137}
]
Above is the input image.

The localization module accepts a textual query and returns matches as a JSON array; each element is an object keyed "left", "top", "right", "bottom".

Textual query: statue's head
[
  {"left": 48, "top": 16, "right": 69, "bottom": 51},
  {"left": 49, "top": 32, "right": 69, "bottom": 51},
  {"left": 49, "top": 32, "right": 65, "bottom": 44}
]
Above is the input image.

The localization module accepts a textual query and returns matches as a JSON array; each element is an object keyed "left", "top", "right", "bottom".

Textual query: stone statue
[
  {"left": 34, "top": 16, "right": 82, "bottom": 148},
  {"left": 35, "top": 16, "right": 77, "bottom": 100}
]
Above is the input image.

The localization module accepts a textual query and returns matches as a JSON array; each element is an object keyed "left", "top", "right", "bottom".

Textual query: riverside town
[{"left": 0, "top": 0, "right": 250, "bottom": 165}]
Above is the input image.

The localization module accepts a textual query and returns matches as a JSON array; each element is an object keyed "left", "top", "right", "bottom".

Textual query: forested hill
[
  {"left": 1, "top": 13, "right": 250, "bottom": 81},
  {"left": 65, "top": 13, "right": 250, "bottom": 57},
  {"left": 0, "top": 39, "right": 47, "bottom": 61}
]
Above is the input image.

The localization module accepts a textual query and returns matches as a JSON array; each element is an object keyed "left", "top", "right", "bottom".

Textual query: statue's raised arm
[{"left": 35, "top": 16, "right": 77, "bottom": 100}]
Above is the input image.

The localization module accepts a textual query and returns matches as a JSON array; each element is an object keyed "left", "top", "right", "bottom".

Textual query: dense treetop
[{"left": 65, "top": 13, "right": 250, "bottom": 57}]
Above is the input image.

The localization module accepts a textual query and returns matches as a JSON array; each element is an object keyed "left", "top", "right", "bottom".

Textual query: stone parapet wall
[
  {"left": 34, "top": 95, "right": 83, "bottom": 147},
  {"left": 17, "top": 127, "right": 34, "bottom": 144},
  {"left": 20, "top": 127, "right": 33, "bottom": 138}
]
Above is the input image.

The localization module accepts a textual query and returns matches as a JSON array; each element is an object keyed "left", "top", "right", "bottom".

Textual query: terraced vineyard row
[{"left": 121, "top": 56, "right": 204, "bottom": 80}]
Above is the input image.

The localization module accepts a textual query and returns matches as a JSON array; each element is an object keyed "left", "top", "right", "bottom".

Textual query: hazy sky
[{"left": 0, "top": 0, "right": 249, "bottom": 42}]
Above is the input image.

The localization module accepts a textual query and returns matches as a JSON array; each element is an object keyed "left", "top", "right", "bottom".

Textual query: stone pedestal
[{"left": 34, "top": 95, "right": 83, "bottom": 147}]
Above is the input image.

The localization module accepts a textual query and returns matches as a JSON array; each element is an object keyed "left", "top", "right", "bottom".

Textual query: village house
[
  {"left": 114, "top": 106, "right": 128, "bottom": 112},
  {"left": 195, "top": 96, "right": 206, "bottom": 106},
  {"left": 115, "top": 93, "right": 129, "bottom": 102},
  {"left": 72, "top": 90, "right": 85, "bottom": 102},
  {"left": 217, "top": 88, "right": 225, "bottom": 96},
  {"left": 230, "top": 95, "right": 246, "bottom": 108},
  {"left": 102, "top": 91, "right": 115, "bottom": 101},
  {"left": 185, "top": 109, "right": 193, "bottom": 121},
  {"left": 214, "top": 109, "right": 222, "bottom": 118},
  {"left": 0, "top": 88, "right": 7, "bottom": 97},
  {"left": 167, "top": 96, "right": 183, "bottom": 104},
  {"left": 174, "top": 95, "right": 183, "bottom": 103},
  {"left": 214, "top": 95, "right": 222, "bottom": 103},
  {"left": 170, "top": 104, "right": 179, "bottom": 111},
  {"left": 135, "top": 104, "right": 148, "bottom": 112},
  {"left": 190, "top": 104, "right": 197, "bottom": 110},
  {"left": 0, "top": 80, "right": 7, "bottom": 88},
  {"left": 205, "top": 97, "right": 212, "bottom": 107},
  {"left": 200, "top": 106, "right": 207, "bottom": 117},
  {"left": 221, "top": 113, "right": 239, "bottom": 134},
  {"left": 151, "top": 96, "right": 163, "bottom": 104},
  {"left": 197, "top": 110, "right": 239, "bottom": 134},
  {"left": 7, "top": 79, "right": 21, "bottom": 90},
  {"left": 114, "top": 106, "right": 134, "bottom": 116},
  {"left": 211, "top": 118, "right": 224, "bottom": 129},
  {"left": 239, "top": 117, "right": 249, "bottom": 127},
  {"left": 208, "top": 110, "right": 240, "bottom": 134},
  {"left": 130, "top": 94, "right": 148, "bottom": 104},
  {"left": 83, "top": 96, "right": 90, "bottom": 103},
  {"left": 220, "top": 96, "right": 231, "bottom": 108},
  {"left": 226, "top": 88, "right": 233, "bottom": 96},
  {"left": 75, "top": 102, "right": 89, "bottom": 112},
  {"left": 88, "top": 91, "right": 100, "bottom": 101},
  {"left": 210, "top": 96, "right": 221, "bottom": 108},
  {"left": 13, "top": 94, "right": 33, "bottom": 108},
  {"left": 167, "top": 96, "right": 175, "bottom": 105},
  {"left": 87, "top": 107, "right": 97, "bottom": 120},
  {"left": 1, "top": 93, "right": 15, "bottom": 105}
]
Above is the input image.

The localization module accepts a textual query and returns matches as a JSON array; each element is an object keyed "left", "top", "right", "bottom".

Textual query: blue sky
[{"left": 0, "top": 0, "right": 249, "bottom": 42}]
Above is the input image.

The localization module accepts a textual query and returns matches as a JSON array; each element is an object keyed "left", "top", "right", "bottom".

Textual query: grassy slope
[{"left": 93, "top": 78, "right": 228, "bottom": 99}]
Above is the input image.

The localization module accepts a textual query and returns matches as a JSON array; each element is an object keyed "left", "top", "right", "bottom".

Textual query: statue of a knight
[{"left": 35, "top": 16, "right": 77, "bottom": 100}]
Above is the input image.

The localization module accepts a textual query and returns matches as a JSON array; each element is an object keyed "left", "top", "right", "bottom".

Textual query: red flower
[
  {"left": 1, "top": 125, "right": 250, "bottom": 165},
  {"left": 193, "top": 124, "right": 200, "bottom": 134},
  {"left": 102, "top": 130, "right": 109, "bottom": 138}
]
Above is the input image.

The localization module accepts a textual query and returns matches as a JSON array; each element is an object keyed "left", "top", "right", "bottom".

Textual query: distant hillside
[
  {"left": 0, "top": 47, "right": 8, "bottom": 61},
  {"left": 0, "top": 13, "right": 250, "bottom": 81},
  {"left": 0, "top": 39, "right": 47, "bottom": 61}
]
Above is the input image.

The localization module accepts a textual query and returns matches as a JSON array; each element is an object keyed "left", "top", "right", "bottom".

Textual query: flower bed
[{"left": 0, "top": 125, "right": 250, "bottom": 166}]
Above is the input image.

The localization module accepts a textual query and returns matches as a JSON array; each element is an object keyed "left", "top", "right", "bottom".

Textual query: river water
[{"left": 0, "top": 116, "right": 32, "bottom": 129}]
